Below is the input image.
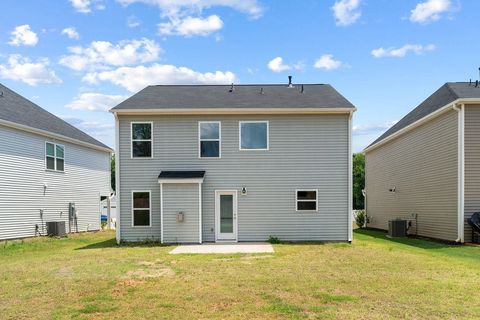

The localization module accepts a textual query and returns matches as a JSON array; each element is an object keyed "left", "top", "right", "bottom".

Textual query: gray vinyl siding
[
  {"left": 163, "top": 184, "right": 200, "bottom": 243},
  {"left": 0, "top": 125, "right": 111, "bottom": 240},
  {"left": 464, "top": 105, "right": 480, "bottom": 242},
  {"left": 118, "top": 114, "right": 349, "bottom": 242},
  {"left": 365, "top": 110, "right": 459, "bottom": 241}
]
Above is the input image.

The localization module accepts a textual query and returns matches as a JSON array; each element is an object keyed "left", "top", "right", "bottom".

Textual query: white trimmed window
[
  {"left": 199, "top": 121, "right": 221, "bottom": 158},
  {"left": 239, "top": 121, "right": 269, "bottom": 150},
  {"left": 132, "top": 191, "right": 151, "bottom": 226},
  {"left": 296, "top": 189, "right": 318, "bottom": 211},
  {"left": 46, "top": 142, "right": 65, "bottom": 172},
  {"left": 131, "top": 122, "right": 152, "bottom": 158}
]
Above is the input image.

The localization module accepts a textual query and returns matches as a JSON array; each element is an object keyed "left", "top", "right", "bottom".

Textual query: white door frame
[{"left": 215, "top": 190, "right": 238, "bottom": 242}]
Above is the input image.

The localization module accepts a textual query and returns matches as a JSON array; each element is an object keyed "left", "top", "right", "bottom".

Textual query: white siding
[
  {"left": 0, "top": 125, "right": 111, "bottom": 240},
  {"left": 118, "top": 114, "right": 349, "bottom": 242},
  {"left": 163, "top": 183, "right": 200, "bottom": 243},
  {"left": 365, "top": 110, "right": 459, "bottom": 241}
]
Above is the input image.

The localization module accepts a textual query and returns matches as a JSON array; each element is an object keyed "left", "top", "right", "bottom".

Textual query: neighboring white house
[
  {"left": 0, "top": 83, "right": 113, "bottom": 240},
  {"left": 110, "top": 80, "right": 356, "bottom": 244}
]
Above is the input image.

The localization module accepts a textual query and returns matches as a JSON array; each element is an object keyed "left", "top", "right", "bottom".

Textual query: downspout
[
  {"left": 452, "top": 103, "right": 465, "bottom": 243},
  {"left": 348, "top": 111, "right": 354, "bottom": 242},
  {"left": 114, "top": 112, "right": 121, "bottom": 244}
]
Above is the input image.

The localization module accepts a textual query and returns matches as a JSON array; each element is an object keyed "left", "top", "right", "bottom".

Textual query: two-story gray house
[
  {"left": 111, "top": 82, "right": 356, "bottom": 244},
  {"left": 0, "top": 83, "right": 112, "bottom": 240}
]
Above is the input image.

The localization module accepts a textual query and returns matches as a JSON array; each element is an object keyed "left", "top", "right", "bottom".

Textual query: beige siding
[
  {"left": 118, "top": 114, "right": 349, "bottom": 242},
  {"left": 365, "top": 110, "right": 458, "bottom": 241},
  {"left": 464, "top": 105, "right": 480, "bottom": 242}
]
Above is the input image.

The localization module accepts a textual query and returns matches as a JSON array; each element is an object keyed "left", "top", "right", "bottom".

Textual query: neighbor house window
[
  {"left": 239, "top": 121, "right": 269, "bottom": 150},
  {"left": 132, "top": 191, "right": 151, "bottom": 226},
  {"left": 199, "top": 121, "right": 221, "bottom": 158},
  {"left": 131, "top": 122, "right": 152, "bottom": 158},
  {"left": 45, "top": 142, "right": 65, "bottom": 172},
  {"left": 296, "top": 189, "right": 318, "bottom": 211}
]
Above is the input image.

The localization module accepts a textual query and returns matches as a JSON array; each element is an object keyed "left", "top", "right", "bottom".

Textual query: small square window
[
  {"left": 240, "top": 121, "right": 268, "bottom": 150},
  {"left": 296, "top": 190, "right": 317, "bottom": 212}
]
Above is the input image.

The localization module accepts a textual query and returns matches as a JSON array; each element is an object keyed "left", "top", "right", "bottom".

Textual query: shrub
[
  {"left": 355, "top": 210, "right": 366, "bottom": 228},
  {"left": 268, "top": 236, "right": 281, "bottom": 244}
]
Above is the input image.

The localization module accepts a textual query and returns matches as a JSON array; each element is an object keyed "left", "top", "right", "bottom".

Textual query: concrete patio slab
[{"left": 169, "top": 242, "right": 274, "bottom": 254}]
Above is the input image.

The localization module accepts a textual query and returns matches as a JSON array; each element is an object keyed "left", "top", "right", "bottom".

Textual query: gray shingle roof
[
  {"left": 367, "top": 82, "right": 480, "bottom": 149},
  {"left": 0, "top": 83, "right": 111, "bottom": 151},
  {"left": 111, "top": 84, "right": 355, "bottom": 110}
]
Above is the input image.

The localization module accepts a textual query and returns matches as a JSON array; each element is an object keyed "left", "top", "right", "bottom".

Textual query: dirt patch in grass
[{"left": 123, "top": 259, "right": 175, "bottom": 279}]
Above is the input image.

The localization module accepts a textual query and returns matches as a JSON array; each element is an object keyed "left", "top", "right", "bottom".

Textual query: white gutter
[
  {"left": 114, "top": 113, "right": 121, "bottom": 244},
  {"left": 453, "top": 104, "right": 465, "bottom": 243},
  {"left": 0, "top": 118, "right": 112, "bottom": 153},
  {"left": 110, "top": 107, "right": 356, "bottom": 116},
  {"left": 348, "top": 110, "right": 354, "bottom": 242}
]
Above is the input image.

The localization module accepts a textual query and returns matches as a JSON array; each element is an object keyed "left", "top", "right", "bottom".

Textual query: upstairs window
[
  {"left": 296, "top": 190, "right": 318, "bottom": 211},
  {"left": 132, "top": 191, "right": 151, "bottom": 226},
  {"left": 240, "top": 121, "right": 269, "bottom": 150},
  {"left": 131, "top": 122, "right": 152, "bottom": 158},
  {"left": 46, "top": 142, "right": 64, "bottom": 172},
  {"left": 199, "top": 121, "right": 221, "bottom": 158}
]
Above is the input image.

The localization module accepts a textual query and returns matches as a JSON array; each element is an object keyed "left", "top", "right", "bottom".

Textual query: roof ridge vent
[
  {"left": 260, "top": 87, "right": 264, "bottom": 95},
  {"left": 229, "top": 83, "right": 235, "bottom": 92},
  {"left": 300, "top": 84, "right": 304, "bottom": 94}
]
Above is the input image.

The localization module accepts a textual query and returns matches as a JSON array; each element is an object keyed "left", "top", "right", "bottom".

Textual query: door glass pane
[{"left": 220, "top": 195, "right": 233, "bottom": 233}]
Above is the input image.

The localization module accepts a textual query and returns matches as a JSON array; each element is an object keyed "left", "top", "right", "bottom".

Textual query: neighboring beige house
[{"left": 364, "top": 82, "right": 480, "bottom": 243}]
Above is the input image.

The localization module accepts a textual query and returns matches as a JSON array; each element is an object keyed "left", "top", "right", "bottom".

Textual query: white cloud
[
  {"left": 61, "top": 27, "right": 80, "bottom": 39},
  {"left": 314, "top": 54, "right": 342, "bottom": 70},
  {"left": 117, "top": 0, "right": 263, "bottom": 37},
  {"left": 0, "top": 54, "right": 61, "bottom": 86},
  {"left": 83, "top": 64, "right": 236, "bottom": 92},
  {"left": 127, "top": 15, "right": 141, "bottom": 28},
  {"left": 59, "top": 38, "right": 161, "bottom": 71},
  {"left": 410, "top": 0, "right": 453, "bottom": 23},
  {"left": 332, "top": 0, "right": 362, "bottom": 26},
  {"left": 69, "top": 0, "right": 105, "bottom": 13},
  {"left": 267, "top": 57, "right": 291, "bottom": 73},
  {"left": 66, "top": 93, "right": 128, "bottom": 112},
  {"left": 353, "top": 121, "right": 398, "bottom": 136},
  {"left": 159, "top": 15, "right": 223, "bottom": 36},
  {"left": 8, "top": 25, "right": 39, "bottom": 46},
  {"left": 58, "top": 115, "right": 114, "bottom": 146},
  {"left": 371, "top": 44, "right": 436, "bottom": 58}
]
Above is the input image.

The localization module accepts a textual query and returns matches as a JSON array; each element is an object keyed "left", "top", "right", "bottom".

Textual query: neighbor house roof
[
  {"left": 110, "top": 84, "right": 355, "bottom": 111},
  {"left": 0, "top": 83, "right": 111, "bottom": 151},
  {"left": 366, "top": 82, "right": 480, "bottom": 150}
]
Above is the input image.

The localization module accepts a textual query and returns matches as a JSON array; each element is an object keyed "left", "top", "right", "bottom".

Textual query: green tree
[
  {"left": 111, "top": 154, "right": 116, "bottom": 192},
  {"left": 352, "top": 153, "right": 365, "bottom": 210}
]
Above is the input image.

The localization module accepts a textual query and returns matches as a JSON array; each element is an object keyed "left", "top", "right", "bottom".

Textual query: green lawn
[{"left": 1, "top": 229, "right": 479, "bottom": 320}]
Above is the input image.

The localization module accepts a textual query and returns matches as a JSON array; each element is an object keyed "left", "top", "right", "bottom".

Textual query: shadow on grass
[{"left": 76, "top": 238, "right": 171, "bottom": 250}]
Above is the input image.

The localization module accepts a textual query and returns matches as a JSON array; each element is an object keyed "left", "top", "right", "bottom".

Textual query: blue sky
[{"left": 0, "top": 0, "right": 478, "bottom": 151}]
